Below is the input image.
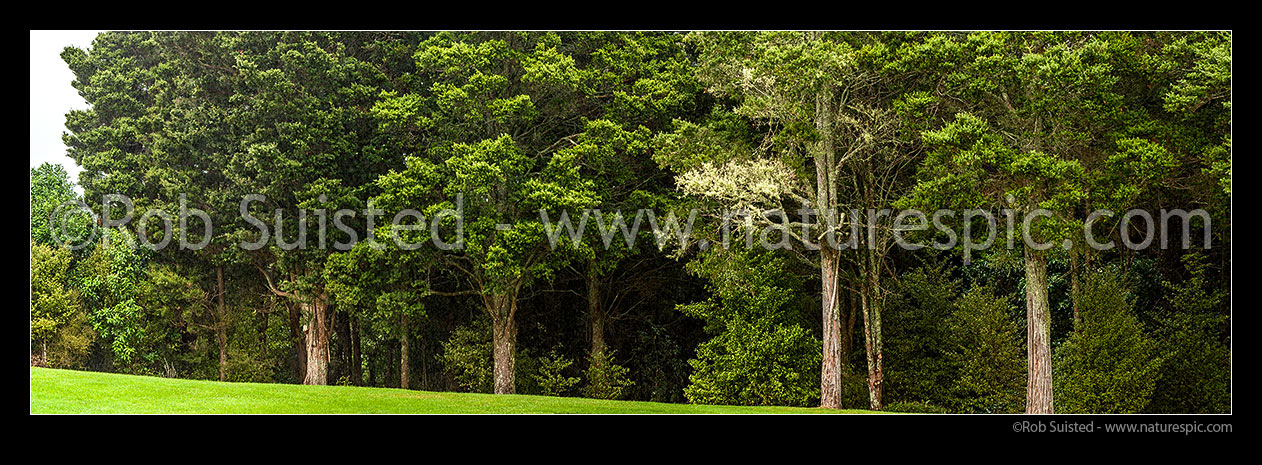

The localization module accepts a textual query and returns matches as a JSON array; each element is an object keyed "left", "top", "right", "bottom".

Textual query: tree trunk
[
  {"left": 421, "top": 334, "right": 429, "bottom": 390},
  {"left": 385, "top": 342, "right": 396, "bottom": 387},
  {"left": 260, "top": 309, "right": 269, "bottom": 359},
  {"left": 350, "top": 315, "right": 362, "bottom": 386},
  {"left": 588, "top": 265, "right": 607, "bottom": 362},
  {"left": 400, "top": 314, "right": 411, "bottom": 389},
  {"left": 1070, "top": 250, "right": 1081, "bottom": 333},
  {"left": 334, "top": 308, "right": 351, "bottom": 383},
  {"left": 819, "top": 248, "right": 843, "bottom": 409},
  {"left": 859, "top": 286, "right": 884, "bottom": 411},
  {"left": 860, "top": 243, "right": 885, "bottom": 411},
  {"left": 215, "top": 266, "right": 228, "bottom": 382},
  {"left": 301, "top": 296, "right": 332, "bottom": 386},
  {"left": 842, "top": 290, "right": 857, "bottom": 375},
  {"left": 813, "top": 89, "right": 844, "bottom": 409},
  {"left": 490, "top": 293, "right": 518, "bottom": 394},
  {"left": 286, "top": 302, "right": 305, "bottom": 382},
  {"left": 1024, "top": 248, "right": 1054, "bottom": 413}
]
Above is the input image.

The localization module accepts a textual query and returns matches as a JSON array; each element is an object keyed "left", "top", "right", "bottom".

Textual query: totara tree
[
  {"left": 657, "top": 31, "right": 910, "bottom": 409},
  {"left": 896, "top": 32, "right": 1121, "bottom": 413}
]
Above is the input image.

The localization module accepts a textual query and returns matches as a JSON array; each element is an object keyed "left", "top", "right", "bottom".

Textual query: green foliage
[
  {"left": 532, "top": 349, "right": 582, "bottom": 397},
  {"left": 31, "top": 241, "right": 95, "bottom": 368},
  {"left": 947, "top": 285, "right": 1026, "bottom": 413},
  {"left": 73, "top": 229, "right": 173, "bottom": 374},
  {"left": 883, "top": 262, "right": 960, "bottom": 408},
  {"left": 683, "top": 317, "right": 821, "bottom": 407},
  {"left": 38, "top": 31, "right": 1229, "bottom": 412},
  {"left": 1146, "top": 254, "right": 1230, "bottom": 413},
  {"left": 439, "top": 319, "right": 494, "bottom": 393},
  {"left": 582, "top": 350, "right": 634, "bottom": 400},
  {"left": 883, "top": 401, "right": 948, "bottom": 414},
  {"left": 885, "top": 263, "right": 1025, "bottom": 413},
  {"left": 30, "top": 163, "right": 95, "bottom": 252},
  {"left": 1054, "top": 267, "right": 1161, "bottom": 414},
  {"left": 681, "top": 248, "right": 821, "bottom": 407}
]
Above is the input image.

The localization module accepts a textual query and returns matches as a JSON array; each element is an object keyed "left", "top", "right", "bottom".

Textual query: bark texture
[
  {"left": 860, "top": 237, "right": 885, "bottom": 411},
  {"left": 215, "top": 266, "right": 228, "bottom": 382},
  {"left": 587, "top": 267, "right": 607, "bottom": 362},
  {"left": 301, "top": 296, "right": 332, "bottom": 386},
  {"left": 400, "top": 314, "right": 410, "bottom": 389},
  {"left": 489, "top": 293, "right": 518, "bottom": 394},
  {"left": 1024, "top": 249, "right": 1053, "bottom": 413},
  {"left": 819, "top": 248, "right": 843, "bottom": 409},
  {"left": 286, "top": 303, "right": 306, "bottom": 382},
  {"left": 815, "top": 91, "right": 844, "bottom": 409}
]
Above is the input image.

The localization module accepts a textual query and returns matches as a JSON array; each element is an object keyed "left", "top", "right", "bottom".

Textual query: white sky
[{"left": 30, "top": 30, "right": 104, "bottom": 186}]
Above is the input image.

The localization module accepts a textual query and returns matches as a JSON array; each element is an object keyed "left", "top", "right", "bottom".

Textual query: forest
[{"left": 30, "top": 31, "right": 1230, "bottom": 413}]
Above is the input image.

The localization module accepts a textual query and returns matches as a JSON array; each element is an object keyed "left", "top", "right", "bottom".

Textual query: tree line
[{"left": 30, "top": 31, "right": 1230, "bottom": 413}]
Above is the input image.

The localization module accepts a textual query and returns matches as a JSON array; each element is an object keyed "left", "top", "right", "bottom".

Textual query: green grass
[{"left": 30, "top": 367, "right": 882, "bottom": 414}]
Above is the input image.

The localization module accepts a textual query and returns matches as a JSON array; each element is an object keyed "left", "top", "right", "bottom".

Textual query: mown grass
[{"left": 30, "top": 367, "right": 882, "bottom": 414}]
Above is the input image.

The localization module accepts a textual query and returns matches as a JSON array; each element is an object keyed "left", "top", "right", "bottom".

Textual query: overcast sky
[{"left": 30, "top": 30, "right": 104, "bottom": 186}]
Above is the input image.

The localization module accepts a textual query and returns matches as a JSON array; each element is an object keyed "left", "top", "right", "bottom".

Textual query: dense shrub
[
  {"left": 884, "top": 401, "right": 949, "bottom": 414},
  {"left": 883, "top": 262, "right": 959, "bottom": 408},
  {"left": 582, "top": 350, "right": 634, "bottom": 400},
  {"left": 440, "top": 319, "right": 494, "bottom": 393},
  {"left": 533, "top": 349, "right": 581, "bottom": 396},
  {"left": 31, "top": 241, "right": 95, "bottom": 369},
  {"left": 1054, "top": 267, "right": 1161, "bottom": 414},
  {"left": 1146, "top": 254, "right": 1231, "bottom": 413},
  {"left": 681, "top": 248, "right": 821, "bottom": 407},
  {"left": 684, "top": 318, "right": 821, "bottom": 406},
  {"left": 947, "top": 285, "right": 1026, "bottom": 413}
]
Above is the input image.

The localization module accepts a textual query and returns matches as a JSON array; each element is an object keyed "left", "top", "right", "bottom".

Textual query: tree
[
  {"left": 657, "top": 31, "right": 910, "bottom": 409},
  {"left": 373, "top": 32, "right": 675, "bottom": 393},
  {"left": 31, "top": 163, "right": 94, "bottom": 252},
  {"left": 223, "top": 32, "right": 400, "bottom": 385},
  {"left": 326, "top": 241, "right": 434, "bottom": 389},
  {"left": 897, "top": 32, "right": 1122, "bottom": 413},
  {"left": 74, "top": 228, "right": 170, "bottom": 374}
]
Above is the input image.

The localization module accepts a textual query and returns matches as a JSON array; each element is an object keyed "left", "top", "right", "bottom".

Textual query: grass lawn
[{"left": 30, "top": 367, "right": 882, "bottom": 414}]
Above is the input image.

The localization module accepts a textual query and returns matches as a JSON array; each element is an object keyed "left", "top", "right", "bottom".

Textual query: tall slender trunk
[
  {"left": 334, "top": 308, "right": 351, "bottom": 383},
  {"left": 1070, "top": 250, "right": 1081, "bottom": 333},
  {"left": 215, "top": 266, "right": 228, "bottom": 382},
  {"left": 587, "top": 264, "right": 607, "bottom": 362},
  {"left": 350, "top": 315, "right": 362, "bottom": 386},
  {"left": 842, "top": 291, "right": 857, "bottom": 375},
  {"left": 385, "top": 342, "right": 396, "bottom": 387},
  {"left": 400, "top": 314, "right": 410, "bottom": 389},
  {"left": 860, "top": 238, "right": 885, "bottom": 411},
  {"left": 260, "top": 309, "right": 269, "bottom": 359},
  {"left": 301, "top": 296, "right": 332, "bottom": 386},
  {"left": 1024, "top": 248, "right": 1053, "bottom": 413},
  {"left": 815, "top": 90, "right": 844, "bottom": 410},
  {"left": 489, "top": 293, "right": 518, "bottom": 394},
  {"left": 819, "top": 248, "right": 843, "bottom": 409},
  {"left": 421, "top": 334, "right": 429, "bottom": 390},
  {"left": 286, "top": 302, "right": 305, "bottom": 382},
  {"left": 859, "top": 286, "right": 884, "bottom": 410}
]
